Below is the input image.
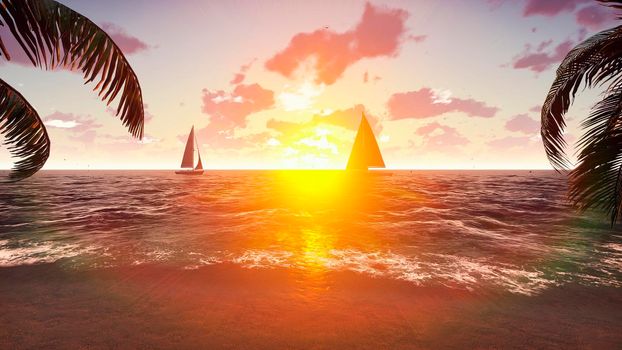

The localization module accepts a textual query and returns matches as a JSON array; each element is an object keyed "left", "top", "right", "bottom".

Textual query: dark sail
[
  {"left": 346, "top": 113, "right": 385, "bottom": 170},
  {"left": 180, "top": 126, "right": 195, "bottom": 168}
]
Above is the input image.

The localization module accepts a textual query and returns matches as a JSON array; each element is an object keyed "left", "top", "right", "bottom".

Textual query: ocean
[
  {"left": 2, "top": 170, "right": 621, "bottom": 294},
  {"left": 1, "top": 170, "right": 621, "bottom": 348}
]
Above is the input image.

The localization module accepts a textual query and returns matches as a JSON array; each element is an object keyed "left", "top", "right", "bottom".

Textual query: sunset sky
[{"left": 0, "top": 0, "right": 617, "bottom": 170}]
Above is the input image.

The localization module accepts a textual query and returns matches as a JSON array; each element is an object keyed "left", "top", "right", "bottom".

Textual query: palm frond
[
  {"left": 570, "top": 82, "right": 622, "bottom": 223},
  {"left": 0, "top": 78, "right": 50, "bottom": 181},
  {"left": 541, "top": 25, "right": 622, "bottom": 170},
  {"left": 0, "top": 0, "right": 144, "bottom": 138}
]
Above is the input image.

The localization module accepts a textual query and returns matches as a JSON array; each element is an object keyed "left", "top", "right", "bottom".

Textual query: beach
[{"left": 1, "top": 262, "right": 621, "bottom": 349}]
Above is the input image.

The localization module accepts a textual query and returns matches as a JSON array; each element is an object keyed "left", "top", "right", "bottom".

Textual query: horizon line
[{"left": 0, "top": 167, "right": 560, "bottom": 171}]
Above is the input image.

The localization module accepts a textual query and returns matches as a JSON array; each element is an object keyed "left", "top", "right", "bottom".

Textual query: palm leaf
[
  {"left": 0, "top": 0, "right": 144, "bottom": 138},
  {"left": 541, "top": 25, "right": 622, "bottom": 169},
  {"left": 570, "top": 82, "right": 622, "bottom": 223},
  {"left": 0, "top": 78, "right": 50, "bottom": 181},
  {"left": 541, "top": 1, "right": 622, "bottom": 225}
]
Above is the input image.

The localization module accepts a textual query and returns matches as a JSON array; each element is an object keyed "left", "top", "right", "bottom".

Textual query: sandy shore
[{"left": 0, "top": 262, "right": 620, "bottom": 349}]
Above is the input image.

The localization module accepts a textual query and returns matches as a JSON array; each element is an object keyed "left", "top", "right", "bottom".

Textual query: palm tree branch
[
  {"left": 541, "top": 25, "right": 622, "bottom": 170},
  {"left": 570, "top": 81, "right": 622, "bottom": 224},
  {"left": 0, "top": 78, "right": 50, "bottom": 181},
  {"left": 0, "top": 0, "right": 144, "bottom": 138}
]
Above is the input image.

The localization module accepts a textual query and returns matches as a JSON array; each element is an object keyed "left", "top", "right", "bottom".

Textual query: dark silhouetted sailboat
[
  {"left": 346, "top": 113, "right": 385, "bottom": 170},
  {"left": 176, "top": 126, "right": 204, "bottom": 175}
]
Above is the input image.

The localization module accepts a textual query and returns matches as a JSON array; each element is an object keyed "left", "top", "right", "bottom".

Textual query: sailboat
[
  {"left": 346, "top": 113, "right": 386, "bottom": 171},
  {"left": 175, "top": 126, "right": 204, "bottom": 175}
]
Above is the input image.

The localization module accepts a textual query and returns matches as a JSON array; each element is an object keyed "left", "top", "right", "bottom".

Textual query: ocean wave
[{"left": 1, "top": 170, "right": 620, "bottom": 295}]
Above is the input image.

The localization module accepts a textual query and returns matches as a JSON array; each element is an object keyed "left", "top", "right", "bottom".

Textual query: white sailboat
[
  {"left": 346, "top": 113, "right": 385, "bottom": 170},
  {"left": 175, "top": 126, "right": 204, "bottom": 175}
]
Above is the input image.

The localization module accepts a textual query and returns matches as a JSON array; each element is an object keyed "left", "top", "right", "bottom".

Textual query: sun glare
[{"left": 277, "top": 81, "right": 325, "bottom": 111}]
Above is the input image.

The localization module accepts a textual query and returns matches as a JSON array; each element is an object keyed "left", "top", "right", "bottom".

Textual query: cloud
[
  {"left": 43, "top": 111, "right": 103, "bottom": 144},
  {"left": 492, "top": 0, "right": 611, "bottom": 30},
  {"left": 190, "top": 126, "right": 272, "bottom": 150},
  {"left": 387, "top": 88, "right": 498, "bottom": 120},
  {"left": 265, "top": 2, "right": 411, "bottom": 85},
  {"left": 277, "top": 82, "right": 324, "bottom": 111},
  {"left": 267, "top": 104, "right": 381, "bottom": 136},
  {"left": 488, "top": 135, "right": 539, "bottom": 149},
  {"left": 202, "top": 83, "right": 274, "bottom": 129},
  {"left": 100, "top": 22, "right": 151, "bottom": 55},
  {"left": 230, "top": 74, "right": 245, "bottom": 85},
  {"left": 511, "top": 39, "right": 574, "bottom": 73},
  {"left": 196, "top": 82, "right": 274, "bottom": 149},
  {"left": 414, "top": 122, "right": 469, "bottom": 152},
  {"left": 523, "top": 0, "right": 590, "bottom": 17},
  {"left": 505, "top": 114, "right": 540, "bottom": 134},
  {"left": 311, "top": 104, "right": 381, "bottom": 132},
  {"left": 230, "top": 58, "right": 257, "bottom": 85},
  {"left": 575, "top": 5, "right": 615, "bottom": 30},
  {"left": 43, "top": 111, "right": 102, "bottom": 133}
]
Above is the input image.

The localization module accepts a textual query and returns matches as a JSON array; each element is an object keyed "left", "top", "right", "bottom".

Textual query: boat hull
[{"left": 175, "top": 169, "right": 204, "bottom": 175}]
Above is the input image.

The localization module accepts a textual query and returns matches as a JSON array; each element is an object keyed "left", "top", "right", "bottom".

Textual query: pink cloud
[
  {"left": 575, "top": 5, "right": 615, "bottom": 30},
  {"left": 100, "top": 22, "right": 151, "bottom": 55},
  {"left": 387, "top": 88, "right": 498, "bottom": 120},
  {"left": 523, "top": 0, "right": 590, "bottom": 17},
  {"left": 202, "top": 83, "right": 274, "bottom": 129},
  {"left": 230, "top": 74, "right": 245, "bottom": 85},
  {"left": 414, "top": 122, "right": 469, "bottom": 152},
  {"left": 43, "top": 111, "right": 103, "bottom": 144},
  {"left": 229, "top": 59, "right": 257, "bottom": 85},
  {"left": 265, "top": 3, "right": 410, "bottom": 85},
  {"left": 197, "top": 83, "right": 274, "bottom": 148},
  {"left": 505, "top": 114, "right": 539, "bottom": 134},
  {"left": 493, "top": 0, "right": 608, "bottom": 30},
  {"left": 43, "top": 111, "right": 102, "bottom": 133},
  {"left": 187, "top": 124, "right": 271, "bottom": 149},
  {"left": 512, "top": 39, "right": 574, "bottom": 73}
]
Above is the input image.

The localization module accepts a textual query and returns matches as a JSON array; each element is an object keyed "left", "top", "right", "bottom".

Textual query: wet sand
[{"left": 1, "top": 263, "right": 621, "bottom": 349}]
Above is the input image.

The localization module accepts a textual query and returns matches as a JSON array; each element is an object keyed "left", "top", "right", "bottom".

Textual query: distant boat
[
  {"left": 346, "top": 113, "right": 385, "bottom": 170},
  {"left": 175, "top": 126, "right": 204, "bottom": 175}
]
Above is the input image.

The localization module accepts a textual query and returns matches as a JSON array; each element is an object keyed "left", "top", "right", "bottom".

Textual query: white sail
[
  {"left": 180, "top": 126, "right": 195, "bottom": 168},
  {"left": 347, "top": 113, "right": 385, "bottom": 170}
]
